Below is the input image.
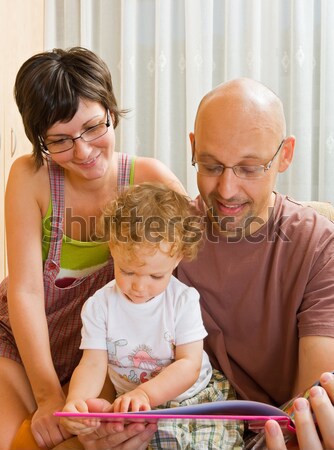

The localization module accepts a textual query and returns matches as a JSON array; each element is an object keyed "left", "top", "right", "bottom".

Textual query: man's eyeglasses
[
  {"left": 39, "top": 110, "right": 111, "bottom": 155},
  {"left": 192, "top": 139, "right": 285, "bottom": 180}
]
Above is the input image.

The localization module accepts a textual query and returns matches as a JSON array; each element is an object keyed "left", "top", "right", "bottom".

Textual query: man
[
  {"left": 47, "top": 78, "right": 334, "bottom": 449},
  {"left": 177, "top": 78, "right": 334, "bottom": 407}
]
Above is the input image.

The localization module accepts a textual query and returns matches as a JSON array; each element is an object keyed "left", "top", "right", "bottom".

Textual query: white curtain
[{"left": 45, "top": 0, "right": 334, "bottom": 202}]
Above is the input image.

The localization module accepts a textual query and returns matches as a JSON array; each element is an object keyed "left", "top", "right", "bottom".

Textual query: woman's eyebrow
[{"left": 45, "top": 115, "right": 104, "bottom": 138}]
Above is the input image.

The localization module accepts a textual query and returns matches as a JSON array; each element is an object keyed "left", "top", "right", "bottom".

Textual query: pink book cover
[{"left": 55, "top": 399, "right": 295, "bottom": 433}]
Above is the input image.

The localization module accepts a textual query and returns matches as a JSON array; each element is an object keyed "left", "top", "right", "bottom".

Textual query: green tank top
[{"left": 42, "top": 155, "right": 135, "bottom": 279}]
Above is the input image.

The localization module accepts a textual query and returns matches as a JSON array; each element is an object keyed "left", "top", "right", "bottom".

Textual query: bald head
[
  {"left": 190, "top": 78, "right": 295, "bottom": 237},
  {"left": 194, "top": 78, "right": 286, "bottom": 141}
]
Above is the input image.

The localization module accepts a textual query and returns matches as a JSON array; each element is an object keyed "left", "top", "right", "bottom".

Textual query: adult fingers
[
  {"left": 78, "top": 422, "right": 157, "bottom": 450},
  {"left": 319, "top": 372, "right": 334, "bottom": 403},
  {"left": 308, "top": 386, "right": 334, "bottom": 450},
  {"left": 293, "top": 397, "right": 323, "bottom": 450},
  {"left": 264, "top": 420, "right": 289, "bottom": 450}
]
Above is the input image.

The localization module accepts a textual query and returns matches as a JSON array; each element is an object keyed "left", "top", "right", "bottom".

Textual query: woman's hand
[
  {"left": 78, "top": 398, "right": 157, "bottom": 450},
  {"left": 265, "top": 372, "right": 334, "bottom": 450},
  {"left": 31, "top": 397, "right": 73, "bottom": 449}
]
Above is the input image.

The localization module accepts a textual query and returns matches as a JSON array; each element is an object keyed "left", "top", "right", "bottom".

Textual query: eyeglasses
[
  {"left": 192, "top": 139, "right": 285, "bottom": 180},
  {"left": 39, "top": 111, "right": 111, "bottom": 155}
]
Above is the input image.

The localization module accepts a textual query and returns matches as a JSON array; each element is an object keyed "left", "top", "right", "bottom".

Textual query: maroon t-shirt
[{"left": 177, "top": 193, "right": 334, "bottom": 406}]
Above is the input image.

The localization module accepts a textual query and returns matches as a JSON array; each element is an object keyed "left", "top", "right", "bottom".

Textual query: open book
[
  {"left": 55, "top": 374, "right": 327, "bottom": 445},
  {"left": 55, "top": 398, "right": 295, "bottom": 434}
]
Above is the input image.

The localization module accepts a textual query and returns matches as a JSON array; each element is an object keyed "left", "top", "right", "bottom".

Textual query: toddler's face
[{"left": 110, "top": 244, "right": 181, "bottom": 304}]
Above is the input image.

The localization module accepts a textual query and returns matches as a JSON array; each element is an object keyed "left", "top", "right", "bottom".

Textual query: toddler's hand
[
  {"left": 61, "top": 399, "right": 101, "bottom": 435},
  {"left": 112, "top": 389, "right": 151, "bottom": 413}
]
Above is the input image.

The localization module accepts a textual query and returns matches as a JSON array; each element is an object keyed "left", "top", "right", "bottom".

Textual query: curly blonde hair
[{"left": 102, "top": 183, "right": 203, "bottom": 262}]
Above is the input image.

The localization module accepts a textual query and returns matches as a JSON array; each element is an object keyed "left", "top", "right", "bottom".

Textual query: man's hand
[{"left": 265, "top": 372, "right": 334, "bottom": 450}]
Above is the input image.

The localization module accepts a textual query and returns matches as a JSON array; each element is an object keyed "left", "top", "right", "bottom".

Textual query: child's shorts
[{"left": 148, "top": 369, "right": 244, "bottom": 450}]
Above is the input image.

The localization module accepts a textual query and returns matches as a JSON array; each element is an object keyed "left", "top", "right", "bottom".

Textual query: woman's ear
[
  {"left": 112, "top": 114, "right": 117, "bottom": 127},
  {"left": 278, "top": 136, "right": 295, "bottom": 173}
]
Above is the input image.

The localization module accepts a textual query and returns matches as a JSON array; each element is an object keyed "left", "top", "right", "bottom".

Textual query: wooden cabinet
[
  {"left": 0, "top": 0, "right": 5, "bottom": 281},
  {"left": 0, "top": 0, "right": 44, "bottom": 279}
]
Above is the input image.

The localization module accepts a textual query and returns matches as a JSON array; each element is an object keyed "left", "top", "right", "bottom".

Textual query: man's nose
[{"left": 216, "top": 167, "right": 240, "bottom": 198}]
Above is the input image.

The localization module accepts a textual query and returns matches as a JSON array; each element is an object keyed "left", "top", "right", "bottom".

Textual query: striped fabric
[
  {"left": 0, "top": 153, "right": 134, "bottom": 384},
  {"left": 117, "top": 152, "right": 133, "bottom": 189}
]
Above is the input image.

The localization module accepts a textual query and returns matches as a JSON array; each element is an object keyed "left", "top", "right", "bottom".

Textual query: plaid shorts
[{"left": 148, "top": 369, "right": 244, "bottom": 450}]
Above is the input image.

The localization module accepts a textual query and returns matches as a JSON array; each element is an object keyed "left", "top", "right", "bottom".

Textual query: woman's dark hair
[{"left": 14, "top": 47, "right": 124, "bottom": 168}]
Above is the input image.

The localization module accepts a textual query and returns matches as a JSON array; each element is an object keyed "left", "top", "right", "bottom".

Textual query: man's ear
[
  {"left": 189, "top": 132, "right": 195, "bottom": 160},
  {"left": 278, "top": 136, "right": 295, "bottom": 173}
]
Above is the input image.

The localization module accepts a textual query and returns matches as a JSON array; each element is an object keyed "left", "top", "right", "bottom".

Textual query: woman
[{"left": 0, "top": 47, "right": 185, "bottom": 450}]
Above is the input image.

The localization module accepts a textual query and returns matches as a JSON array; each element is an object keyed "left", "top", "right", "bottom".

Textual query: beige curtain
[{"left": 45, "top": 0, "right": 334, "bottom": 202}]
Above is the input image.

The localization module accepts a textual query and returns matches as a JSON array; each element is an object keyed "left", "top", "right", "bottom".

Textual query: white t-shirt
[{"left": 80, "top": 276, "right": 212, "bottom": 402}]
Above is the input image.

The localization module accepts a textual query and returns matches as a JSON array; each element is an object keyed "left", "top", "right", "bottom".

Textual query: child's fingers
[
  {"left": 113, "top": 395, "right": 131, "bottom": 413},
  {"left": 82, "top": 417, "right": 101, "bottom": 428},
  {"left": 61, "top": 415, "right": 100, "bottom": 434}
]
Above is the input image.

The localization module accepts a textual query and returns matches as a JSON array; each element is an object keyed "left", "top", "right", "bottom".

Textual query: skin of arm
[
  {"left": 293, "top": 336, "right": 334, "bottom": 396},
  {"left": 61, "top": 349, "right": 109, "bottom": 435},
  {"left": 133, "top": 157, "right": 187, "bottom": 195},
  {"left": 112, "top": 340, "right": 204, "bottom": 412},
  {"left": 5, "top": 156, "right": 71, "bottom": 447}
]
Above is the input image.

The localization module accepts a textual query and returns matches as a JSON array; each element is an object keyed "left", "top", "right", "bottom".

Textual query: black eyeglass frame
[
  {"left": 39, "top": 110, "right": 111, "bottom": 155},
  {"left": 191, "top": 139, "right": 285, "bottom": 179}
]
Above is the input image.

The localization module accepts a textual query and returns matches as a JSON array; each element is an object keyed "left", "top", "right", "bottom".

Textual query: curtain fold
[{"left": 45, "top": 0, "right": 334, "bottom": 202}]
